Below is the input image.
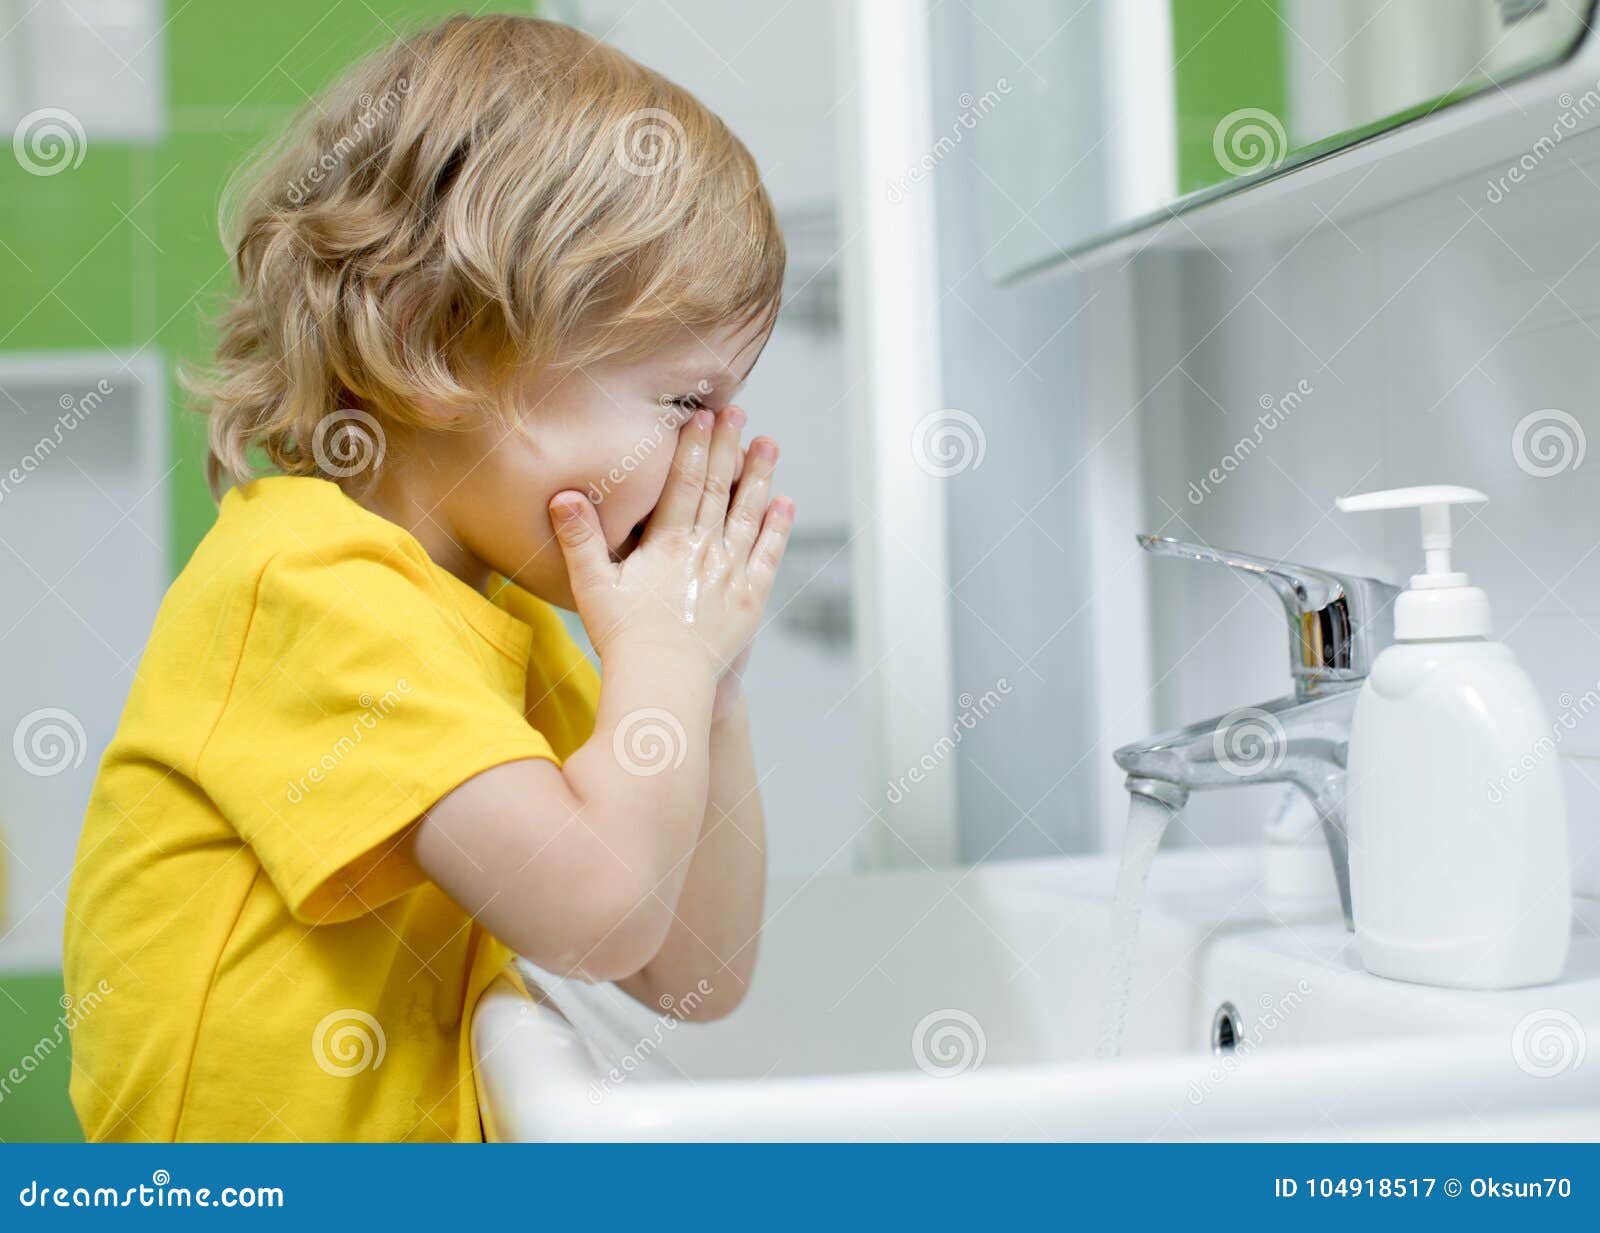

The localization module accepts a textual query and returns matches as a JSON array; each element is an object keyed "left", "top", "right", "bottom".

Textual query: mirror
[{"left": 970, "top": 0, "right": 1594, "bottom": 280}]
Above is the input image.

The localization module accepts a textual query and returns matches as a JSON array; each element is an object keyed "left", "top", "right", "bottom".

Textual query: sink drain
[{"left": 1211, "top": 1002, "right": 1242, "bottom": 1055}]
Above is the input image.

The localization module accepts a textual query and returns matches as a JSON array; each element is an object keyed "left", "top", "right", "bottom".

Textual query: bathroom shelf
[{"left": 1024, "top": 16, "right": 1600, "bottom": 277}]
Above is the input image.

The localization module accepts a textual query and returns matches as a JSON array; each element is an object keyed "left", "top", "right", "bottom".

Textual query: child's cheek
[{"left": 626, "top": 458, "right": 676, "bottom": 535}]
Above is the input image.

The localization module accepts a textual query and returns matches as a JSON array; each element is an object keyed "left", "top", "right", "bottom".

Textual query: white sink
[{"left": 472, "top": 844, "right": 1600, "bottom": 1141}]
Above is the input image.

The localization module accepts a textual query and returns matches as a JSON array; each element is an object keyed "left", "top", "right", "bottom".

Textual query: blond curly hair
[{"left": 188, "top": 14, "right": 786, "bottom": 495}]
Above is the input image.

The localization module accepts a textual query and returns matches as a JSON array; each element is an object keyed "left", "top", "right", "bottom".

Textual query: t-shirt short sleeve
[{"left": 198, "top": 538, "right": 558, "bottom": 925}]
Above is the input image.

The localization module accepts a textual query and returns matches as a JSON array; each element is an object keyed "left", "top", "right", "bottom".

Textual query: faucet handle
[{"left": 1138, "top": 535, "right": 1399, "bottom": 699}]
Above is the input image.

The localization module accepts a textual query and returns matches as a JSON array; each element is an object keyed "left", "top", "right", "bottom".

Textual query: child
[{"left": 62, "top": 15, "right": 792, "bottom": 1142}]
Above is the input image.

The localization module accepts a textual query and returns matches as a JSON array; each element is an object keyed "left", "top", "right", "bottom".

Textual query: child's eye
[
  {"left": 661, "top": 393, "right": 707, "bottom": 423},
  {"left": 660, "top": 378, "right": 717, "bottom": 420}
]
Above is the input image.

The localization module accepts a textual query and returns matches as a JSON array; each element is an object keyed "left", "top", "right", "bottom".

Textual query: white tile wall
[
  {"left": 1134, "top": 126, "right": 1600, "bottom": 897},
  {"left": 0, "top": 351, "right": 168, "bottom": 969},
  {"left": 1, "top": 0, "right": 165, "bottom": 144}
]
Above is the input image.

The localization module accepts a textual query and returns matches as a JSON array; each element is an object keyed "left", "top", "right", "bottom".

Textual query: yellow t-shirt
[{"left": 63, "top": 475, "right": 599, "bottom": 1141}]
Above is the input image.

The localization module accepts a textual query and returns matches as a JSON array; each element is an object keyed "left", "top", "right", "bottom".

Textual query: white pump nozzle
[{"left": 1335, "top": 485, "right": 1490, "bottom": 640}]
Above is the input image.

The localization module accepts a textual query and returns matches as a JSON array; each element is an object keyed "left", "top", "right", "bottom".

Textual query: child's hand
[{"left": 548, "top": 405, "right": 793, "bottom": 682}]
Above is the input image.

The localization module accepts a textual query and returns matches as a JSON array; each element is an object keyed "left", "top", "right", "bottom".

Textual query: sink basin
[{"left": 472, "top": 844, "right": 1600, "bottom": 1140}]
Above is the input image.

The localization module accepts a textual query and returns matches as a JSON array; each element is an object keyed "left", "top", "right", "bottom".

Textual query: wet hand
[{"left": 548, "top": 405, "right": 793, "bottom": 683}]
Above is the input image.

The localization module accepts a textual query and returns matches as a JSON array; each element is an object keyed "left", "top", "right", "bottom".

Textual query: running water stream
[{"left": 1094, "top": 792, "right": 1180, "bottom": 1060}]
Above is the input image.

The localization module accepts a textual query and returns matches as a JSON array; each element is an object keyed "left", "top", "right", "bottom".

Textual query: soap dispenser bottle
[{"left": 1337, "top": 485, "right": 1570, "bottom": 989}]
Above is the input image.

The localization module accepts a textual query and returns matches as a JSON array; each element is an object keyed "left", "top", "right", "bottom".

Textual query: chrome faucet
[{"left": 1113, "top": 536, "right": 1400, "bottom": 929}]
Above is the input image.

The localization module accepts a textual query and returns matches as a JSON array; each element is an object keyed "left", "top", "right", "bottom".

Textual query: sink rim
[
  {"left": 472, "top": 844, "right": 1600, "bottom": 1141},
  {"left": 472, "top": 974, "right": 1600, "bottom": 1141}
]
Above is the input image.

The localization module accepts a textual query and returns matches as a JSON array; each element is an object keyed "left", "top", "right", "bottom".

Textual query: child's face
[{"left": 406, "top": 318, "right": 771, "bottom": 610}]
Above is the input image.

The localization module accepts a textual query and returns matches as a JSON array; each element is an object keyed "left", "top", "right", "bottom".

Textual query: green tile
[
  {"left": 5, "top": 0, "right": 543, "bottom": 568},
  {"left": 0, "top": 148, "right": 140, "bottom": 349},
  {"left": 0, "top": 973, "right": 84, "bottom": 1143},
  {"left": 1171, "top": 0, "right": 1288, "bottom": 196},
  {"left": 169, "top": 0, "right": 511, "bottom": 109},
  {"left": 152, "top": 128, "right": 278, "bottom": 563},
  {"left": 157, "top": 1, "right": 541, "bottom": 563}
]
